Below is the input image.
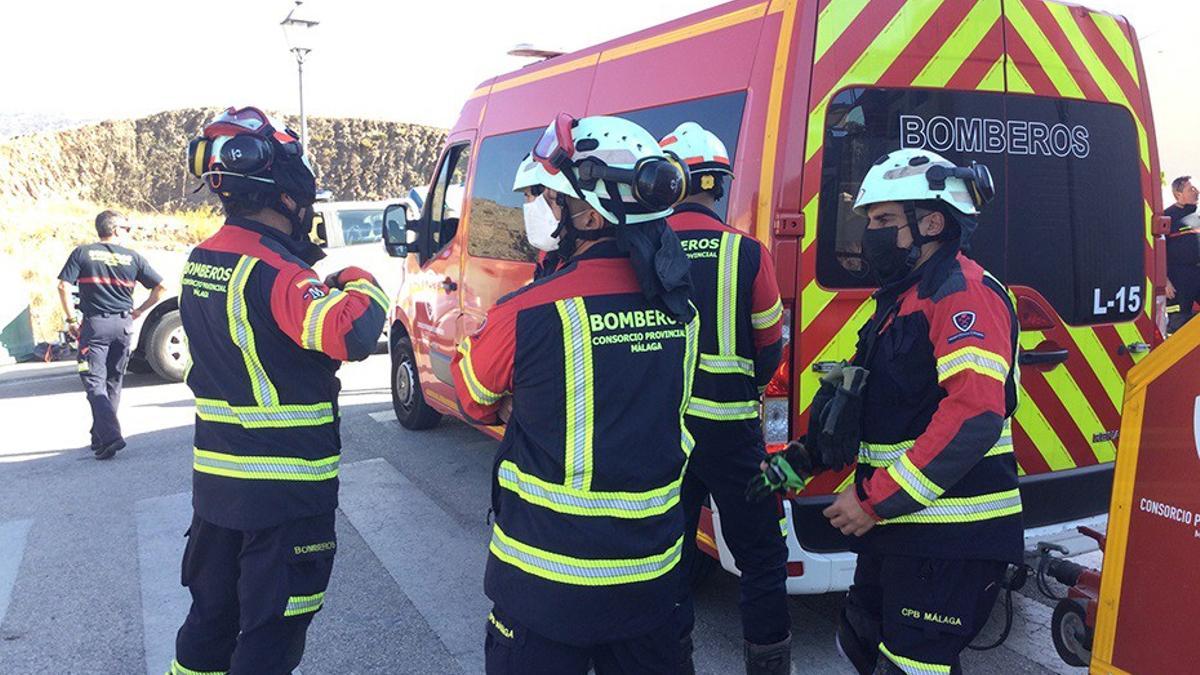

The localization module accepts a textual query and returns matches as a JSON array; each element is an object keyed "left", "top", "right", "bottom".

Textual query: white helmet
[
  {"left": 659, "top": 122, "right": 733, "bottom": 177},
  {"left": 852, "top": 148, "right": 994, "bottom": 217},
  {"left": 513, "top": 114, "right": 688, "bottom": 225}
]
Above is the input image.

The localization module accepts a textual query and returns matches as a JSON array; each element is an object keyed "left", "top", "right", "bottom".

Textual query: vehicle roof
[{"left": 314, "top": 200, "right": 392, "bottom": 211}]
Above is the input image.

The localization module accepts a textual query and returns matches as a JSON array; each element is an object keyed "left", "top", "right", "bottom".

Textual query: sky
[{"left": 1, "top": 0, "right": 1195, "bottom": 194}]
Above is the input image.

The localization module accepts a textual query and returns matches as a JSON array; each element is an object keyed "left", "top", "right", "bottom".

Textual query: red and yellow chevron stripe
[{"left": 790, "top": 0, "right": 1160, "bottom": 494}]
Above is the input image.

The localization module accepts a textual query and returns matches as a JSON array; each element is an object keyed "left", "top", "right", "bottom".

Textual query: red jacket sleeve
[
  {"left": 270, "top": 265, "right": 388, "bottom": 362},
  {"left": 749, "top": 240, "right": 784, "bottom": 349},
  {"left": 860, "top": 283, "right": 1014, "bottom": 521},
  {"left": 451, "top": 302, "right": 517, "bottom": 425}
]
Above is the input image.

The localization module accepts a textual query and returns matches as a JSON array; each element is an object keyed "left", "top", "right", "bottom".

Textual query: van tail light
[
  {"left": 1016, "top": 294, "right": 1057, "bottom": 331},
  {"left": 762, "top": 307, "right": 792, "bottom": 447}
]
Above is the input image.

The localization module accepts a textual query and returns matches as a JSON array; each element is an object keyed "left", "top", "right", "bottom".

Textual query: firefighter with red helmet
[
  {"left": 659, "top": 122, "right": 790, "bottom": 675},
  {"left": 454, "top": 114, "right": 699, "bottom": 673},
  {"left": 749, "top": 148, "right": 1021, "bottom": 675},
  {"left": 168, "top": 107, "right": 387, "bottom": 674}
]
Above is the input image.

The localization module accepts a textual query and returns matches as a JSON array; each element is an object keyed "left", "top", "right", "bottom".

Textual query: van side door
[{"left": 409, "top": 138, "right": 473, "bottom": 405}]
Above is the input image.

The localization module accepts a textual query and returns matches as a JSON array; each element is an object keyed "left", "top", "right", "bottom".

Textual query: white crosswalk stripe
[
  {"left": 368, "top": 410, "right": 396, "bottom": 424},
  {"left": 0, "top": 518, "right": 32, "bottom": 627},
  {"left": 134, "top": 492, "right": 193, "bottom": 675},
  {"left": 338, "top": 458, "right": 490, "bottom": 674}
]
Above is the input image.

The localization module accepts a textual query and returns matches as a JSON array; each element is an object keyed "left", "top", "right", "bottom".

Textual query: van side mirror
[
  {"left": 313, "top": 213, "right": 328, "bottom": 248},
  {"left": 383, "top": 203, "right": 411, "bottom": 257}
]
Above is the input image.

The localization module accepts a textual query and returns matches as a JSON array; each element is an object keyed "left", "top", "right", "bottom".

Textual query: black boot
[
  {"left": 745, "top": 634, "right": 791, "bottom": 675},
  {"left": 678, "top": 634, "right": 695, "bottom": 675}
]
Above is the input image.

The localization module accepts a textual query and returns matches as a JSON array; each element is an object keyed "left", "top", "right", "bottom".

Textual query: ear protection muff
[
  {"left": 187, "top": 134, "right": 275, "bottom": 178},
  {"left": 575, "top": 154, "right": 689, "bottom": 212},
  {"left": 187, "top": 137, "right": 210, "bottom": 179},
  {"left": 925, "top": 161, "right": 995, "bottom": 208}
]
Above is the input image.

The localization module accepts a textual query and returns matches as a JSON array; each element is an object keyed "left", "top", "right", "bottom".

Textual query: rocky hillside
[{"left": 0, "top": 108, "right": 448, "bottom": 211}]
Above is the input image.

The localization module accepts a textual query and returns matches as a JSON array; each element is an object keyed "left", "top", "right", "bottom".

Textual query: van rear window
[{"left": 815, "top": 88, "right": 1144, "bottom": 326}]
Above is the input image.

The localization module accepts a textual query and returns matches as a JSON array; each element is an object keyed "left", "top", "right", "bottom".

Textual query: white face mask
[{"left": 523, "top": 194, "right": 561, "bottom": 252}]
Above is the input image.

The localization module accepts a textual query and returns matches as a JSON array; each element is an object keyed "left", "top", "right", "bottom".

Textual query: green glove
[{"left": 745, "top": 442, "right": 814, "bottom": 502}]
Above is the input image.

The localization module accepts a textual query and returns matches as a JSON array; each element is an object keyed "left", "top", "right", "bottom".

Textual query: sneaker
[{"left": 94, "top": 439, "right": 126, "bottom": 460}]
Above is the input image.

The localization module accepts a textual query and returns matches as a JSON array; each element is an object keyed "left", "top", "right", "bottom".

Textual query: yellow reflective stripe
[
  {"left": 1005, "top": 0, "right": 1084, "bottom": 98},
  {"left": 194, "top": 397, "right": 334, "bottom": 429},
  {"left": 778, "top": 515, "right": 788, "bottom": 538},
  {"left": 680, "top": 310, "right": 699, "bottom": 450},
  {"left": 716, "top": 232, "right": 740, "bottom": 356},
  {"left": 169, "top": 659, "right": 227, "bottom": 675},
  {"left": 557, "top": 298, "right": 594, "bottom": 491},
  {"left": 192, "top": 448, "right": 339, "bottom": 481},
  {"left": 283, "top": 592, "right": 325, "bottom": 617},
  {"left": 300, "top": 290, "right": 350, "bottom": 353},
  {"left": 344, "top": 278, "right": 389, "bottom": 311},
  {"left": 859, "top": 439, "right": 915, "bottom": 468},
  {"left": 984, "top": 419, "right": 1014, "bottom": 458},
  {"left": 457, "top": 337, "right": 506, "bottom": 406},
  {"left": 77, "top": 361, "right": 89, "bottom": 372},
  {"left": 751, "top": 298, "right": 783, "bottom": 331},
  {"left": 909, "top": 0, "right": 1002, "bottom": 88},
  {"left": 936, "top": 346, "right": 1009, "bottom": 383},
  {"left": 1092, "top": 12, "right": 1138, "bottom": 85},
  {"left": 886, "top": 454, "right": 943, "bottom": 507},
  {"left": 813, "top": 0, "right": 871, "bottom": 63},
  {"left": 685, "top": 397, "right": 760, "bottom": 421},
  {"left": 698, "top": 353, "right": 755, "bottom": 376},
  {"left": 497, "top": 460, "right": 680, "bottom": 518},
  {"left": 228, "top": 256, "right": 278, "bottom": 406},
  {"left": 882, "top": 489, "right": 1023, "bottom": 525},
  {"left": 879, "top": 643, "right": 951, "bottom": 675},
  {"left": 489, "top": 525, "right": 682, "bottom": 586}
]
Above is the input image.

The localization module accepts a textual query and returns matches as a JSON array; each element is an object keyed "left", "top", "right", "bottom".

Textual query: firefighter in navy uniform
[
  {"left": 57, "top": 209, "right": 166, "bottom": 459},
  {"left": 658, "top": 123, "right": 790, "bottom": 675},
  {"left": 168, "top": 107, "right": 387, "bottom": 675},
  {"left": 453, "top": 114, "right": 697, "bottom": 674},
  {"left": 750, "top": 148, "right": 1020, "bottom": 675}
]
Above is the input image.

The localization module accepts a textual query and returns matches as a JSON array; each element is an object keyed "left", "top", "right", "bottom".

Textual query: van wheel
[
  {"left": 146, "top": 310, "right": 188, "bottom": 382},
  {"left": 392, "top": 336, "right": 442, "bottom": 430}
]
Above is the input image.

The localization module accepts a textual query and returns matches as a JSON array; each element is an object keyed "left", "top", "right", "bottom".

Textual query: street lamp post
[{"left": 281, "top": 0, "right": 319, "bottom": 154}]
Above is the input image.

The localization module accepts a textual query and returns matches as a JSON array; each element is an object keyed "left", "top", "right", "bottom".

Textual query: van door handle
[
  {"left": 441, "top": 277, "right": 458, "bottom": 293},
  {"left": 1018, "top": 348, "right": 1069, "bottom": 367}
]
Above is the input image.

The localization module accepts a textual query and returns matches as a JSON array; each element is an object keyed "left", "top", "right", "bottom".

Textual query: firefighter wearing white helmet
[
  {"left": 660, "top": 122, "right": 792, "bottom": 675},
  {"left": 750, "top": 148, "right": 1022, "bottom": 675},
  {"left": 456, "top": 113, "right": 699, "bottom": 674}
]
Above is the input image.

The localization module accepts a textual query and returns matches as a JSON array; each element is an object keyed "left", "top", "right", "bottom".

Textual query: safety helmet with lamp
[
  {"left": 186, "top": 106, "right": 318, "bottom": 240},
  {"left": 513, "top": 113, "right": 689, "bottom": 226},
  {"left": 658, "top": 122, "right": 733, "bottom": 196}
]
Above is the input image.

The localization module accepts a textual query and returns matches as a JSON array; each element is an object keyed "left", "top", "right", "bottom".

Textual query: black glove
[
  {"left": 323, "top": 271, "right": 344, "bottom": 290},
  {"left": 816, "top": 366, "right": 868, "bottom": 471},
  {"left": 745, "top": 441, "right": 816, "bottom": 502}
]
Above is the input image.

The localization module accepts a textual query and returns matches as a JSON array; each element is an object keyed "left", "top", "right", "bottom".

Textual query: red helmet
[{"left": 186, "top": 106, "right": 316, "bottom": 206}]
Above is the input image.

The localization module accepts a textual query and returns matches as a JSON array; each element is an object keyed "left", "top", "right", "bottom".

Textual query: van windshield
[{"left": 815, "top": 87, "right": 1144, "bottom": 326}]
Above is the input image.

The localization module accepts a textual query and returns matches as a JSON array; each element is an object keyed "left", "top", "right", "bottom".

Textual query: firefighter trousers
[
  {"left": 171, "top": 511, "right": 336, "bottom": 675},
  {"left": 840, "top": 551, "right": 1005, "bottom": 675},
  {"left": 1168, "top": 265, "right": 1200, "bottom": 332},
  {"left": 678, "top": 417, "right": 790, "bottom": 647},
  {"left": 77, "top": 314, "right": 132, "bottom": 448},
  {"left": 485, "top": 604, "right": 683, "bottom": 674}
]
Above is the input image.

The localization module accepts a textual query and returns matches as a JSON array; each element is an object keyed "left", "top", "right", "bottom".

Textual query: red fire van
[{"left": 382, "top": 0, "right": 1164, "bottom": 593}]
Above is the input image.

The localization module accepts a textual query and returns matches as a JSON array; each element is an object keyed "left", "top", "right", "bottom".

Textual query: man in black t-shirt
[
  {"left": 57, "top": 210, "right": 166, "bottom": 459},
  {"left": 1164, "top": 175, "right": 1200, "bottom": 333}
]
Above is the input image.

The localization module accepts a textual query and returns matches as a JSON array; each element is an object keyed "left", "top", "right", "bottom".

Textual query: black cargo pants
[
  {"left": 171, "top": 511, "right": 337, "bottom": 675},
  {"left": 77, "top": 313, "right": 133, "bottom": 448},
  {"left": 677, "top": 416, "right": 790, "bottom": 647}
]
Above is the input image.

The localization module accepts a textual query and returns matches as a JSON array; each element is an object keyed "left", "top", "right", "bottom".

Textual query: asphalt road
[{"left": 0, "top": 355, "right": 1088, "bottom": 674}]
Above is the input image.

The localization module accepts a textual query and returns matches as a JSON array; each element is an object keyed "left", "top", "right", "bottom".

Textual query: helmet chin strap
[{"left": 901, "top": 201, "right": 937, "bottom": 270}]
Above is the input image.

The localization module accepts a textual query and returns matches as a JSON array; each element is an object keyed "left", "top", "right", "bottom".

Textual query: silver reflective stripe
[
  {"left": 936, "top": 347, "right": 1008, "bottom": 382},
  {"left": 859, "top": 440, "right": 916, "bottom": 467},
  {"left": 685, "top": 397, "right": 759, "bottom": 421},
  {"left": 752, "top": 298, "right": 783, "bottom": 330},
  {"left": 716, "top": 232, "right": 739, "bottom": 356},
  {"left": 194, "top": 399, "right": 334, "bottom": 428},
  {"left": 886, "top": 456, "right": 941, "bottom": 506},
  {"left": 884, "top": 489, "right": 1023, "bottom": 525},
  {"left": 489, "top": 526, "right": 683, "bottom": 586},
  {"left": 192, "top": 448, "right": 340, "bottom": 481},
  {"left": 227, "top": 256, "right": 278, "bottom": 406},
  {"left": 697, "top": 353, "right": 754, "bottom": 376},
  {"left": 283, "top": 592, "right": 325, "bottom": 617},
  {"left": 497, "top": 462, "right": 679, "bottom": 517},
  {"left": 558, "top": 298, "right": 593, "bottom": 491}
]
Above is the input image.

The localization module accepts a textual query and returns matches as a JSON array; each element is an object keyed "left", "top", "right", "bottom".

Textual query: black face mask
[
  {"left": 277, "top": 200, "right": 315, "bottom": 243},
  {"left": 861, "top": 226, "right": 913, "bottom": 285}
]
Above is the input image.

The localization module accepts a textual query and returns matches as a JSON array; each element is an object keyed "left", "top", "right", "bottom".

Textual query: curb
[{"left": 0, "top": 362, "right": 77, "bottom": 385}]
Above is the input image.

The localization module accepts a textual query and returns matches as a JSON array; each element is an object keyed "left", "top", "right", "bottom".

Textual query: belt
[{"left": 86, "top": 311, "right": 132, "bottom": 319}]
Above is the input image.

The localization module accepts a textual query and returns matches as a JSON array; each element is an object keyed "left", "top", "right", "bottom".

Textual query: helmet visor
[{"left": 532, "top": 113, "right": 576, "bottom": 176}]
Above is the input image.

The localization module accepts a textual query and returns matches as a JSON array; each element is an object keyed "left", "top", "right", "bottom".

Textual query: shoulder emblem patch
[
  {"left": 947, "top": 310, "right": 985, "bottom": 343},
  {"left": 303, "top": 286, "right": 327, "bottom": 301}
]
